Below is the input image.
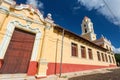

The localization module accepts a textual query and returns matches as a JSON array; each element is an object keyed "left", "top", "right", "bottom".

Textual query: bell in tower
[{"left": 81, "top": 16, "right": 96, "bottom": 41}]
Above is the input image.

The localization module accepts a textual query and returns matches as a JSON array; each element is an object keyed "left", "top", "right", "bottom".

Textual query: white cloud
[
  {"left": 76, "top": 0, "right": 120, "bottom": 26},
  {"left": 26, "top": 0, "right": 44, "bottom": 9},
  {"left": 112, "top": 46, "right": 120, "bottom": 53}
]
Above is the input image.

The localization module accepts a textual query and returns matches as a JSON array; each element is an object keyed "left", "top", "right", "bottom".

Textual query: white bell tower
[{"left": 81, "top": 16, "right": 96, "bottom": 41}]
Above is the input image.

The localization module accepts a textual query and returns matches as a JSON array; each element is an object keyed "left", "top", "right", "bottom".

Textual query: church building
[{"left": 0, "top": 0, "right": 116, "bottom": 79}]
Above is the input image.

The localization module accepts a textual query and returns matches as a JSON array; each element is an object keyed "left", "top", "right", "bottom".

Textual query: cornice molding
[
  {"left": 3, "top": 0, "right": 16, "bottom": 5},
  {"left": 0, "top": 2, "right": 44, "bottom": 23},
  {"left": 0, "top": 6, "right": 49, "bottom": 30},
  {"left": 15, "top": 4, "right": 44, "bottom": 22},
  {"left": 0, "top": 6, "right": 9, "bottom": 14},
  {"left": 0, "top": 5, "right": 52, "bottom": 29},
  {"left": 9, "top": 11, "right": 44, "bottom": 26},
  {"left": 10, "top": 20, "right": 41, "bottom": 33}
]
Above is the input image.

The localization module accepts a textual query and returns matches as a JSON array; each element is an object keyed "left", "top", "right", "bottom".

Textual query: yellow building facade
[{"left": 0, "top": 0, "right": 116, "bottom": 78}]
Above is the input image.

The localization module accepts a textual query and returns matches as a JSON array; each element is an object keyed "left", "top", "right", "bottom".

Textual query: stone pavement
[
  {"left": 39, "top": 67, "right": 120, "bottom": 80},
  {"left": 69, "top": 67, "right": 120, "bottom": 80}
]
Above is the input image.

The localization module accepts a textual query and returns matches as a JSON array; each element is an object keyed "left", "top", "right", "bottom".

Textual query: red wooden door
[{"left": 0, "top": 28, "right": 35, "bottom": 74}]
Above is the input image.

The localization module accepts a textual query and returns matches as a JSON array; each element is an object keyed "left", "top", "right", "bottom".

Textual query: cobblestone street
[{"left": 69, "top": 68, "right": 120, "bottom": 80}]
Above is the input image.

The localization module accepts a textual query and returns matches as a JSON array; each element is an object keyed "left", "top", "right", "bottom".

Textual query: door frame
[{"left": 0, "top": 20, "right": 41, "bottom": 62}]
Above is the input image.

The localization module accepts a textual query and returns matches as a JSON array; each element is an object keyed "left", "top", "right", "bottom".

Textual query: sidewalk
[
  {"left": 69, "top": 67, "right": 120, "bottom": 80},
  {"left": 39, "top": 67, "right": 119, "bottom": 80}
]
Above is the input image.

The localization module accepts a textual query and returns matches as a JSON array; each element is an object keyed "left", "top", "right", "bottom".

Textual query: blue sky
[{"left": 16, "top": 0, "right": 120, "bottom": 53}]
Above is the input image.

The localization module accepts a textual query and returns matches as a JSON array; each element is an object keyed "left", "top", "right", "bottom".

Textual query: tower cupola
[{"left": 81, "top": 16, "right": 96, "bottom": 41}]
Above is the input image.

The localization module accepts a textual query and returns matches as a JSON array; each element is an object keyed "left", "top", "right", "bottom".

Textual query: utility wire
[
  {"left": 102, "top": 0, "right": 120, "bottom": 31},
  {"left": 102, "top": 0, "right": 117, "bottom": 21}
]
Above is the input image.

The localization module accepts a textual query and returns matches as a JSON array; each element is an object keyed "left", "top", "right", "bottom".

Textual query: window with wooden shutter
[
  {"left": 101, "top": 53, "right": 105, "bottom": 62},
  {"left": 109, "top": 55, "right": 112, "bottom": 63},
  {"left": 71, "top": 43, "right": 78, "bottom": 57},
  {"left": 105, "top": 54, "right": 108, "bottom": 62},
  {"left": 81, "top": 46, "right": 86, "bottom": 58},
  {"left": 97, "top": 51, "right": 101, "bottom": 61},
  {"left": 88, "top": 48, "right": 93, "bottom": 59}
]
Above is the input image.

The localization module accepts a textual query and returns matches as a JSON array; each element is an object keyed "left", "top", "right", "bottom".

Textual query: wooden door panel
[{"left": 0, "top": 28, "right": 35, "bottom": 74}]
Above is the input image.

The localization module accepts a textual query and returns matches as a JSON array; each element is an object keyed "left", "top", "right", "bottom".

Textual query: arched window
[{"left": 85, "top": 28, "right": 87, "bottom": 33}]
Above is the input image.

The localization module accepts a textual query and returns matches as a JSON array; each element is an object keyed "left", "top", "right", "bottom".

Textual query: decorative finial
[
  {"left": 45, "top": 13, "right": 54, "bottom": 24},
  {"left": 47, "top": 13, "right": 52, "bottom": 20}
]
